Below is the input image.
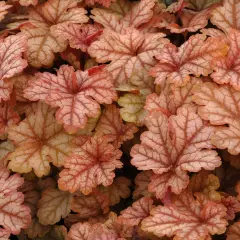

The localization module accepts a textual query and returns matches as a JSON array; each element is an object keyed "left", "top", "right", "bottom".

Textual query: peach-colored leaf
[
  {"left": 88, "top": 28, "right": 169, "bottom": 86},
  {"left": 95, "top": 104, "right": 138, "bottom": 148},
  {"left": 142, "top": 191, "right": 227, "bottom": 240},
  {"left": 67, "top": 222, "right": 91, "bottom": 240},
  {"left": 0, "top": 102, "right": 20, "bottom": 137},
  {"left": 211, "top": 29, "right": 240, "bottom": 90},
  {"left": 0, "top": 2, "right": 11, "bottom": 22},
  {"left": 55, "top": 23, "right": 102, "bottom": 52},
  {"left": 7, "top": 102, "right": 76, "bottom": 177},
  {"left": 21, "top": 0, "right": 88, "bottom": 67},
  {"left": 91, "top": 0, "right": 155, "bottom": 32},
  {"left": 0, "top": 35, "right": 27, "bottom": 83},
  {"left": 167, "top": 8, "right": 213, "bottom": 33},
  {"left": 211, "top": 0, "right": 240, "bottom": 32},
  {"left": 131, "top": 107, "right": 221, "bottom": 199},
  {"left": 89, "top": 223, "right": 119, "bottom": 240},
  {"left": 99, "top": 177, "right": 131, "bottom": 206},
  {"left": 58, "top": 136, "right": 123, "bottom": 194},
  {"left": 0, "top": 229, "right": 10, "bottom": 240},
  {"left": 145, "top": 77, "right": 201, "bottom": 115},
  {"left": 0, "top": 167, "right": 31, "bottom": 234},
  {"left": 120, "top": 197, "right": 153, "bottom": 226},
  {"left": 193, "top": 82, "right": 240, "bottom": 154},
  {"left": 0, "top": 80, "right": 12, "bottom": 102},
  {"left": 221, "top": 196, "right": 240, "bottom": 220},
  {"left": 227, "top": 221, "right": 240, "bottom": 240},
  {"left": 13, "top": 0, "right": 38, "bottom": 6},
  {"left": 37, "top": 188, "right": 73, "bottom": 225},
  {"left": 185, "top": 0, "right": 222, "bottom": 10},
  {"left": 25, "top": 65, "right": 117, "bottom": 133},
  {"left": 150, "top": 34, "right": 227, "bottom": 86}
]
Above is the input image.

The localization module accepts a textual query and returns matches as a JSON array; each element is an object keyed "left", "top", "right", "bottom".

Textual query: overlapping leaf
[
  {"left": 95, "top": 104, "right": 138, "bottom": 148},
  {"left": 88, "top": 28, "right": 169, "bottom": 86},
  {"left": 211, "top": 29, "right": 240, "bottom": 90},
  {"left": 227, "top": 221, "right": 240, "bottom": 240},
  {"left": 21, "top": 0, "right": 88, "bottom": 67},
  {"left": 131, "top": 107, "right": 221, "bottom": 199},
  {"left": 0, "top": 35, "right": 28, "bottom": 102},
  {"left": 0, "top": 140, "right": 14, "bottom": 167},
  {"left": 58, "top": 136, "right": 123, "bottom": 194},
  {"left": 24, "top": 65, "right": 117, "bottom": 133},
  {"left": 0, "top": 167, "right": 31, "bottom": 235},
  {"left": 193, "top": 82, "right": 240, "bottom": 154},
  {"left": 150, "top": 34, "right": 227, "bottom": 86},
  {"left": 7, "top": 102, "right": 76, "bottom": 177},
  {"left": 211, "top": 0, "right": 240, "bottom": 32},
  {"left": 185, "top": 0, "right": 222, "bottom": 10},
  {"left": 142, "top": 191, "right": 228, "bottom": 240},
  {"left": 0, "top": 1, "right": 11, "bottom": 22},
  {"left": 13, "top": 0, "right": 38, "bottom": 6}
]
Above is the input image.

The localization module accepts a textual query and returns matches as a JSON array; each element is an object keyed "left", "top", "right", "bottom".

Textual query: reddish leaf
[
  {"left": 145, "top": 77, "right": 201, "bottom": 116},
  {"left": 98, "top": 177, "right": 131, "bottom": 206},
  {"left": 58, "top": 136, "right": 123, "bottom": 194},
  {"left": 67, "top": 222, "right": 91, "bottom": 240},
  {"left": 0, "top": 167, "right": 31, "bottom": 234},
  {"left": 24, "top": 65, "right": 117, "bottom": 133},
  {"left": 88, "top": 28, "right": 169, "bottom": 86},
  {"left": 193, "top": 82, "right": 240, "bottom": 155},
  {"left": 120, "top": 197, "right": 153, "bottom": 226},
  {"left": 150, "top": 34, "right": 227, "bottom": 86},
  {"left": 21, "top": 0, "right": 88, "bottom": 67},
  {"left": 221, "top": 196, "right": 240, "bottom": 221},
  {"left": 142, "top": 191, "right": 228, "bottom": 240},
  {"left": 95, "top": 104, "right": 138, "bottom": 148},
  {"left": 7, "top": 102, "right": 76, "bottom": 177},
  {"left": 55, "top": 23, "right": 102, "bottom": 52},
  {"left": 131, "top": 107, "right": 221, "bottom": 199},
  {"left": 211, "top": 0, "right": 240, "bottom": 32},
  {"left": 211, "top": 29, "right": 240, "bottom": 90}
]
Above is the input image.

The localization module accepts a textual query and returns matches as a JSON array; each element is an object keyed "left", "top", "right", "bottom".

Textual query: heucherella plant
[{"left": 1, "top": 0, "right": 240, "bottom": 239}]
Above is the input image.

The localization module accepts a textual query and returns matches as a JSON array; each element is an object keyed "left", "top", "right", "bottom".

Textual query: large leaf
[
  {"left": 88, "top": 28, "right": 169, "bottom": 86},
  {"left": 95, "top": 104, "right": 138, "bottom": 148},
  {"left": 142, "top": 191, "right": 228, "bottom": 240},
  {"left": 7, "top": 102, "right": 76, "bottom": 177},
  {"left": 150, "top": 34, "right": 227, "bottom": 86},
  {"left": 193, "top": 82, "right": 240, "bottom": 154},
  {"left": 24, "top": 65, "right": 117, "bottom": 133},
  {"left": 58, "top": 136, "right": 123, "bottom": 194},
  {"left": 131, "top": 107, "right": 221, "bottom": 199},
  {"left": 21, "top": 0, "right": 88, "bottom": 67},
  {"left": 211, "top": 0, "right": 240, "bottom": 32},
  {"left": 0, "top": 167, "right": 31, "bottom": 235}
]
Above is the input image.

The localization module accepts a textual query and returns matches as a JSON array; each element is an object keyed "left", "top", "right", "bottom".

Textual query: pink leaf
[
  {"left": 24, "top": 65, "right": 117, "bottom": 133},
  {"left": 131, "top": 107, "right": 221, "bottom": 199},
  {"left": 88, "top": 28, "right": 169, "bottom": 86},
  {"left": 120, "top": 197, "right": 153, "bottom": 226},
  {"left": 150, "top": 34, "right": 227, "bottom": 86},
  {"left": 0, "top": 167, "right": 31, "bottom": 234},
  {"left": 211, "top": 29, "right": 240, "bottom": 90},
  {"left": 54, "top": 23, "right": 103, "bottom": 52},
  {"left": 0, "top": 2, "right": 11, "bottom": 22},
  {"left": 67, "top": 222, "right": 91, "bottom": 240},
  {"left": 58, "top": 136, "right": 123, "bottom": 194}
]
